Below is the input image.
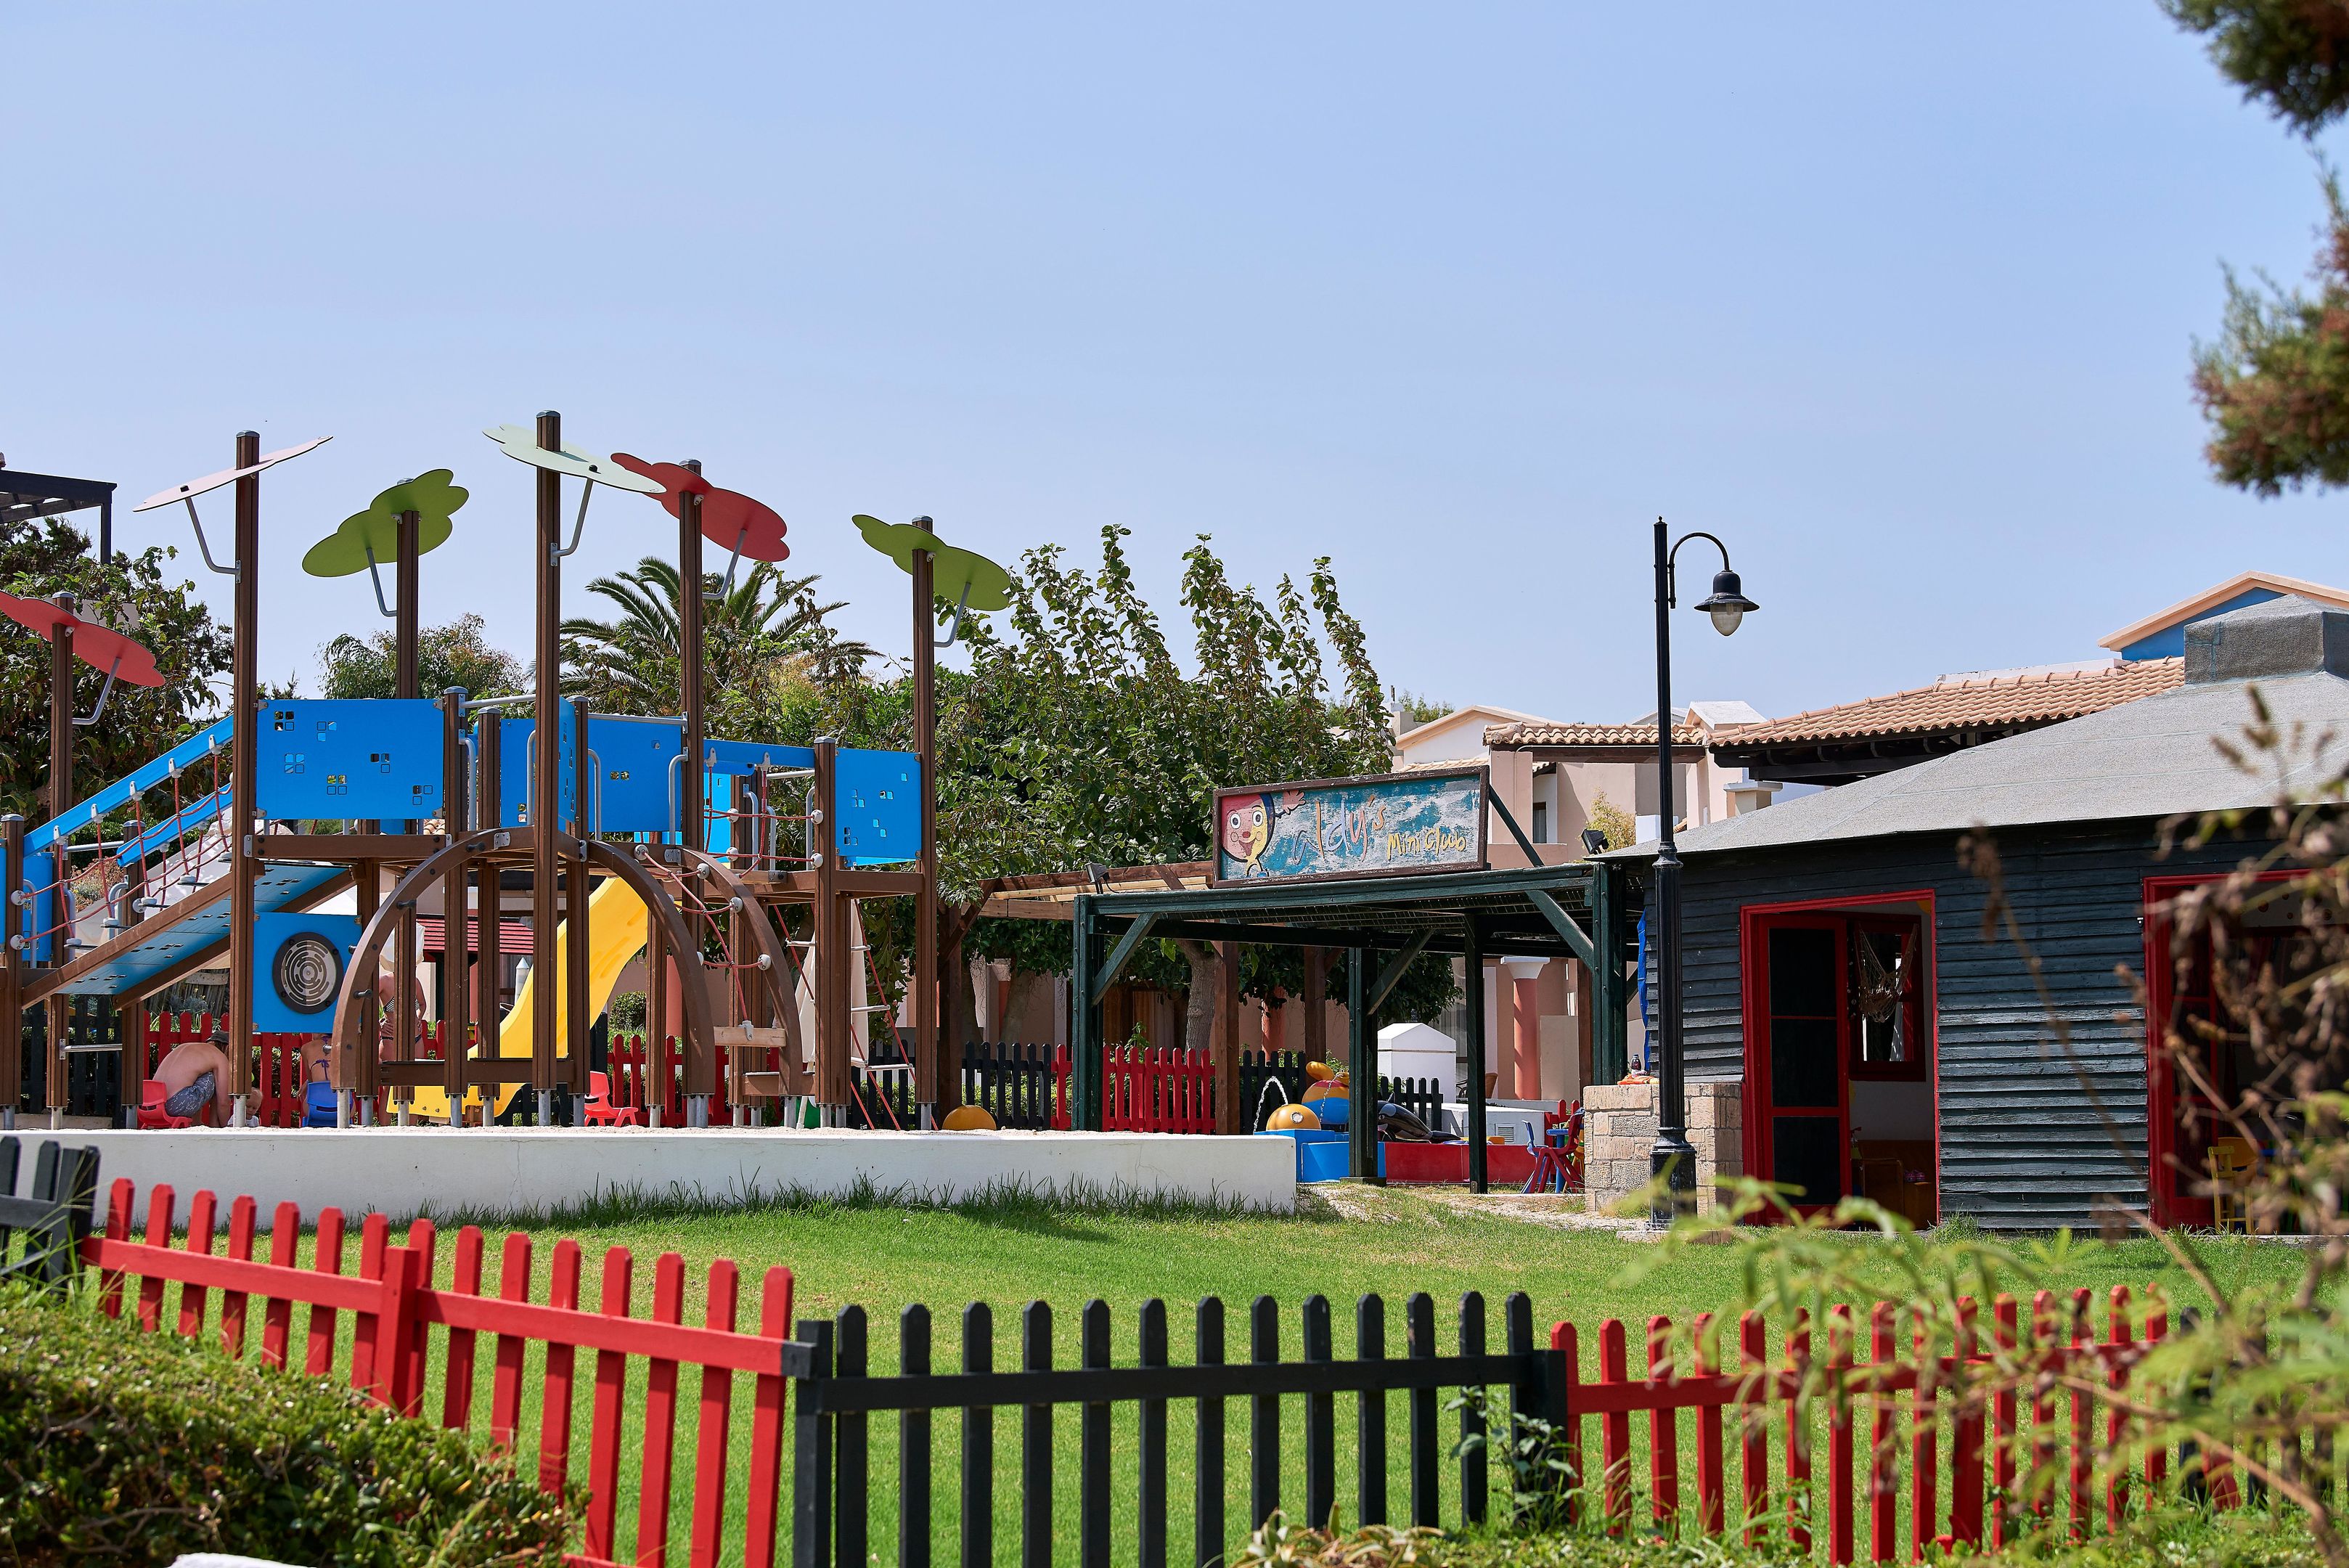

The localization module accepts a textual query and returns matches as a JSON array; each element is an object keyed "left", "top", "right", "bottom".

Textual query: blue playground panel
[
  {"left": 835, "top": 748, "right": 919, "bottom": 865},
  {"left": 250, "top": 911, "right": 361, "bottom": 1032},
  {"left": 52, "top": 862, "right": 346, "bottom": 997},
  {"left": 255, "top": 701, "right": 444, "bottom": 821},
  {"left": 1257, "top": 1127, "right": 1371, "bottom": 1183}
]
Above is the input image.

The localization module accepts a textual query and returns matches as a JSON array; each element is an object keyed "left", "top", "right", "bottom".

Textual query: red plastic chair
[
  {"left": 583, "top": 1070, "right": 644, "bottom": 1127},
  {"left": 1523, "top": 1103, "right": 1585, "bottom": 1194},
  {"left": 136, "top": 1079, "right": 195, "bottom": 1130}
]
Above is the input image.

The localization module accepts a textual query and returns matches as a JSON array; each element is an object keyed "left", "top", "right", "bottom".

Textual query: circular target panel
[{"left": 271, "top": 931, "right": 343, "bottom": 1016}]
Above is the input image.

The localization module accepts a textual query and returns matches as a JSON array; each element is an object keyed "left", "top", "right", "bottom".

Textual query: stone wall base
[{"left": 1583, "top": 1078, "right": 1743, "bottom": 1216}]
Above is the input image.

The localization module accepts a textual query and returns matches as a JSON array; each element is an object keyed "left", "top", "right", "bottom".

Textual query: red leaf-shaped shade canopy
[
  {"left": 0, "top": 589, "right": 165, "bottom": 686},
  {"left": 608, "top": 454, "right": 790, "bottom": 564}
]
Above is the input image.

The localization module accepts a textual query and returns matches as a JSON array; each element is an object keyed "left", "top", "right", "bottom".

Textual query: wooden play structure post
[
  {"left": 44, "top": 592, "right": 73, "bottom": 1123},
  {"left": 677, "top": 462, "right": 709, "bottom": 1125},
  {"left": 530, "top": 411, "right": 561, "bottom": 1122},
  {"left": 394, "top": 510, "right": 420, "bottom": 702},
  {"left": 812, "top": 737, "right": 849, "bottom": 1116},
  {"left": 227, "top": 429, "right": 261, "bottom": 1125},
  {"left": 567, "top": 695, "right": 592, "bottom": 1103},
  {"left": 1, "top": 814, "right": 20, "bottom": 1129},
  {"left": 431, "top": 687, "right": 469, "bottom": 1124},
  {"left": 911, "top": 544, "right": 939, "bottom": 1122},
  {"left": 474, "top": 703, "right": 502, "bottom": 1124}
]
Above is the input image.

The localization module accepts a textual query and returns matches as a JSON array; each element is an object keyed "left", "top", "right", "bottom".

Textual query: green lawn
[{"left": 89, "top": 1187, "right": 2316, "bottom": 1567}]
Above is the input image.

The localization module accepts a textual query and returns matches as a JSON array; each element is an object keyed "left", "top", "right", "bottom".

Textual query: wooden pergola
[{"left": 1058, "top": 859, "right": 1638, "bottom": 1192}]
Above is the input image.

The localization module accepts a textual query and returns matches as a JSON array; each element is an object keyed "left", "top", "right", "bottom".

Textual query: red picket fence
[
  {"left": 1099, "top": 1044, "right": 1216, "bottom": 1133},
  {"left": 1557, "top": 1289, "right": 2172, "bottom": 1558},
  {"left": 83, "top": 1177, "right": 796, "bottom": 1568},
  {"left": 607, "top": 1033, "right": 740, "bottom": 1124}
]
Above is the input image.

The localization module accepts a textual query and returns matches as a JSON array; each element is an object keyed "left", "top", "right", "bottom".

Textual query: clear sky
[{"left": 4, "top": 4, "right": 2340, "bottom": 727}]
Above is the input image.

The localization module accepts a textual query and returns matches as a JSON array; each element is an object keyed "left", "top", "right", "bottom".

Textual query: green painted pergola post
[
  {"left": 1347, "top": 947, "right": 1377, "bottom": 1182},
  {"left": 1071, "top": 895, "right": 1101, "bottom": 1130},
  {"left": 1591, "top": 861, "right": 1627, "bottom": 1085},
  {"left": 1463, "top": 914, "right": 1488, "bottom": 1194}
]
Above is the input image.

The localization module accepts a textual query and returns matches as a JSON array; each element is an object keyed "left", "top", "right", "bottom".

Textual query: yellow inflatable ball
[
  {"left": 940, "top": 1105, "right": 997, "bottom": 1132},
  {"left": 1265, "top": 1103, "right": 1322, "bottom": 1131},
  {"left": 1302, "top": 1079, "right": 1348, "bottom": 1106}
]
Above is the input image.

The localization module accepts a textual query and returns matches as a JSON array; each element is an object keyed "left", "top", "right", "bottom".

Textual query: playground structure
[{"left": 0, "top": 415, "right": 988, "bottom": 1134}]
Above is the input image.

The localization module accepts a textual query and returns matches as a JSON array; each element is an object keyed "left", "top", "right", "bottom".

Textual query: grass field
[{"left": 89, "top": 1184, "right": 2319, "bottom": 1566}]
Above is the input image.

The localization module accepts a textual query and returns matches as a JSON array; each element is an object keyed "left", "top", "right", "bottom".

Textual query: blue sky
[{"left": 4, "top": 4, "right": 2340, "bottom": 726}]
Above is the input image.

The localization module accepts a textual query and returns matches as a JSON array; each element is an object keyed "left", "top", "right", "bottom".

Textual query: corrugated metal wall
[{"left": 1675, "top": 821, "right": 2260, "bottom": 1230}]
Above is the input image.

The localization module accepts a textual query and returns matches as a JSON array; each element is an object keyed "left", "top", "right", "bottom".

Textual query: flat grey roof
[{"left": 1634, "top": 597, "right": 2349, "bottom": 857}]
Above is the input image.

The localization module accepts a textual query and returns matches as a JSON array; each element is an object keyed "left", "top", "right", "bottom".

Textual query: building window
[{"left": 1531, "top": 801, "right": 1548, "bottom": 844}]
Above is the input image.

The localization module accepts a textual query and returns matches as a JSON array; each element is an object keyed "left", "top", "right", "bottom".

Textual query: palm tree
[{"left": 560, "top": 557, "right": 873, "bottom": 718}]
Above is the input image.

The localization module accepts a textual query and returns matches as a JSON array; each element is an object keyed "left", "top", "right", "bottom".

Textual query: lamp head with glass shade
[{"left": 1695, "top": 569, "right": 1759, "bottom": 637}]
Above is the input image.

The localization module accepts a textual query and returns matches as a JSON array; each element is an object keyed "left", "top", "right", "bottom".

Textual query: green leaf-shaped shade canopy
[
  {"left": 852, "top": 515, "right": 1011, "bottom": 612},
  {"left": 301, "top": 470, "right": 465, "bottom": 578},
  {"left": 481, "top": 424, "right": 663, "bottom": 493}
]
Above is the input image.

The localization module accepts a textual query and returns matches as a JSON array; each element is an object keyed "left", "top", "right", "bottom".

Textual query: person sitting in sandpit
[{"left": 154, "top": 1032, "right": 234, "bottom": 1124}]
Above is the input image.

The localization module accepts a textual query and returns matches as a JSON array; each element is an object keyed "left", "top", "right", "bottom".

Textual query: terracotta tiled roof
[
  {"left": 1484, "top": 721, "right": 1704, "bottom": 748},
  {"left": 1714, "top": 658, "right": 2183, "bottom": 749}
]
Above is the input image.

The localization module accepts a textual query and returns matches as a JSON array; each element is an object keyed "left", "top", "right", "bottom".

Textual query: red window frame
[{"left": 1739, "top": 891, "right": 1938, "bottom": 1217}]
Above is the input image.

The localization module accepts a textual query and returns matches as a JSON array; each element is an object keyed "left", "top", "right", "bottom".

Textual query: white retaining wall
[{"left": 54, "top": 1128, "right": 1296, "bottom": 1225}]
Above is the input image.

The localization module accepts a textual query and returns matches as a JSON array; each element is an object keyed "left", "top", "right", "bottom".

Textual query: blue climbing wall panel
[{"left": 255, "top": 700, "right": 444, "bottom": 822}]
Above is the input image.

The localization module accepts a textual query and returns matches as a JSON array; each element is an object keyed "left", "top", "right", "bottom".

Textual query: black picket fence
[
  {"left": 783, "top": 1289, "right": 1561, "bottom": 1568},
  {"left": 12, "top": 997, "right": 125, "bottom": 1119},
  {"left": 0, "top": 1135, "right": 100, "bottom": 1288},
  {"left": 849, "top": 1065, "right": 920, "bottom": 1130},
  {"left": 960, "top": 1042, "right": 1063, "bottom": 1130}
]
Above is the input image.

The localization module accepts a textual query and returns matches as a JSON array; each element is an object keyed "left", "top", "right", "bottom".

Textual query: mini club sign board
[{"left": 1211, "top": 767, "right": 1489, "bottom": 886}]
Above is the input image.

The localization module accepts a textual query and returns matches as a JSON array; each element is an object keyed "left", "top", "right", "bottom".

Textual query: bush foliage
[{"left": 0, "top": 1288, "right": 573, "bottom": 1567}]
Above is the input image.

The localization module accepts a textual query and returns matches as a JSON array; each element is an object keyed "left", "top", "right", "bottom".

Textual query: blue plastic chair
[{"left": 302, "top": 1081, "right": 340, "bottom": 1128}]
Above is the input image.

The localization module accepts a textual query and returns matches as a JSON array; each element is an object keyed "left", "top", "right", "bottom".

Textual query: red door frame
[
  {"left": 2141, "top": 869, "right": 2299, "bottom": 1228},
  {"left": 1739, "top": 890, "right": 1939, "bottom": 1217}
]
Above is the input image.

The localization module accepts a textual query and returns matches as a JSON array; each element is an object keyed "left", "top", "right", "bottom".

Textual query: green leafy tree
[
  {"left": 2169, "top": 1, "right": 2349, "bottom": 491},
  {"left": 316, "top": 613, "right": 526, "bottom": 701},
  {"left": 0, "top": 515, "right": 231, "bottom": 820},
  {"left": 558, "top": 556, "right": 872, "bottom": 722}
]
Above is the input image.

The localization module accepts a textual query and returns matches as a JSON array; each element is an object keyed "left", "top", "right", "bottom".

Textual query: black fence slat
[
  {"left": 836, "top": 1307, "right": 868, "bottom": 1568},
  {"left": 1460, "top": 1292, "right": 1488, "bottom": 1528},
  {"left": 1081, "top": 1299, "right": 1111, "bottom": 1568},
  {"left": 791, "top": 1318, "right": 834, "bottom": 1568},
  {"left": 962, "top": 1304, "right": 993, "bottom": 1568},
  {"left": 1303, "top": 1294, "right": 1335, "bottom": 1530},
  {"left": 1021, "top": 1302, "right": 1053, "bottom": 1568},
  {"left": 1250, "top": 1294, "right": 1280, "bottom": 1531},
  {"left": 0, "top": 1137, "right": 19, "bottom": 1261},
  {"left": 1195, "top": 1298, "right": 1225, "bottom": 1568},
  {"left": 1357, "top": 1294, "right": 1388, "bottom": 1527},
  {"left": 1140, "top": 1299, "right": 1169, "bottom": 1568},
  {"left": 901, "top": 1305, "right": 932, "bottom": 1568},
  {"left": 1408, "top": 1292, "right": 1438, "bottom": 1527}
]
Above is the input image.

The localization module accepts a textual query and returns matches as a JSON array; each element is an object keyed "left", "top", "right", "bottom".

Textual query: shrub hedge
[{"left": 0, "top": 1286, "right": 573, "bottom": 1567}]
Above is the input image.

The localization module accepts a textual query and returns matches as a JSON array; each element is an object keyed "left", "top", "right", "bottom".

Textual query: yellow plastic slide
[{"left": 402, "top": 875, "right": 648, "bottom": 1120}]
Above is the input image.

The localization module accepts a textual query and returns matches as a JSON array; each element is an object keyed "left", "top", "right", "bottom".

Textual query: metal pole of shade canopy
[
  {"left": 1463, "top": 915, "right": 1488, "bottom": 1193},
  {"left": 911, "top": 539, "right": 939, "bottom": 1123},
  {"left": 227, "top": 432, "right": 261, "bottom": 1126},
  {"left": 531, "top": 412, "right": 563, "bottom": 1127}
]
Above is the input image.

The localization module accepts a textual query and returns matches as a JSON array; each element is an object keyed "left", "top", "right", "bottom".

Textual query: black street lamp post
[{"left": 1649, "top": 518, "right": 1759, "bottom": 1227}]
